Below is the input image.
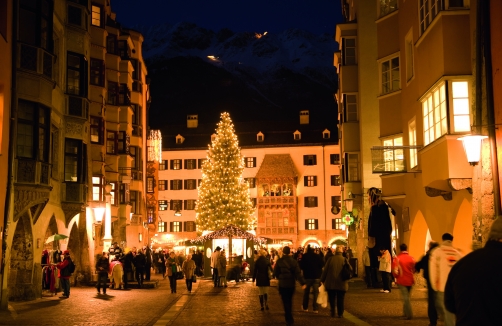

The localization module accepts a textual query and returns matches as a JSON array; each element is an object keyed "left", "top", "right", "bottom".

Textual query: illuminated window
[
  {"left": 158, "top": 180, "right": 167, "bottom": 191},
  {"left": 451, "top": 81, "right": 471, "bottom": 133},
  {"left": 91, "top": 5, "right": 103, "bottom": 27},
  {"left": 409, "top": 119, "right": 417, "bottom": 168},
  {"left": 306, "top": 219, "right": 318, "bottom": 230},
  {"left": 304, "top": 176, "right": 317, "bottom": 187},
  {"left": 92, "top": 176, "right": 103, "bottom": 201},
  {"left": 171, "top": 221, "right": 181, "bottom": 232},
  {"left": 158, "top": 200, "right": 168, "bottom": 211},
  {"left": 383, "top": 136, "right": 404, "bottom": 172},
  {"left": 245, "top": 157, "right": 256, "bottom": 168},
  {"left": 378, "top": 0, "right": 398, "bottom": 18},
  {"left": 332, "top": 218, "right": 342, "bottom": 230},
  {"left": 170, "top": 159, "right": 182, "bottom": 170}
]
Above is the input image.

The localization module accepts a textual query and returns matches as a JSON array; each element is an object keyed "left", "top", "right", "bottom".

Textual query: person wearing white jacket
[
  {"left": 378, "top": 247, "right": 392, "bottom": 293},
  {"left": 429, "top": 233, "right": 463, "bottom": 326}
]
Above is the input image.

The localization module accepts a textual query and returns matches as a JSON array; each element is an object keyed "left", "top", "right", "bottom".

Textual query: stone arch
[
  {"left": 302, "top": 237, "right": 321, "bottom": 248},
  {"left": 43, "top": 214, "right": 59, "bottom": 251},
  {"left": 327, "top": 236, "right": 348, "bottom": 248},
  {"left": 452, "top": 198, "right": 472, "bottom": 255},
  {"left": 67, "top": 222, "right": 81, "bottom": 285},
  {"left": 9, "top": 214, "right": 36, "bottom": 301},
  {"left": 408, "top": 210, "right": 429, "bottom": 260}
]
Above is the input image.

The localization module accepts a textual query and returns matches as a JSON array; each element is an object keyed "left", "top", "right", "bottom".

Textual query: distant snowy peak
[{"left": 140, "top": 22, "right": 336, "bottom": 73}]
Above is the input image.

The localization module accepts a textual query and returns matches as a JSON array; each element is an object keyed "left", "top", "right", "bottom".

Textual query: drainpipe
[
  {"left": 1, "top": 0, "right": 17, "bottom": 311},
  {"left": 482, "top": 0, "right": 501, "bottom": 218}
]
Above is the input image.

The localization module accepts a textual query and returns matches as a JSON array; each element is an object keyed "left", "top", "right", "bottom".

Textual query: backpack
[{"left": 68, "top": 259, "right": 76, "bottom": 274}]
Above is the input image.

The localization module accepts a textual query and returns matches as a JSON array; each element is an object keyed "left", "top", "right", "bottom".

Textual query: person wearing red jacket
[
  {"left": 394, "top": 243, "right": 415, "bottom": 320},
  {"left": 56, "top": 250, "right": 73, "bottom": 298}
]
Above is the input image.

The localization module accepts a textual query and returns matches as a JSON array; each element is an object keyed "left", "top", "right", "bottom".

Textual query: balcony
[
  {"left": 371, "top": 146, "right": 422, "bottom": 174},
  {"left": 257, "top": 196, "right": 296, "bottom": 207},
  {"left": 14, "top": 159, "right": 51, "bottom": 185},
  {"left": 62, "top": 182, "right": 88, "bottom": 203},
  {"left": 17, "top": 43, "right": 54, "bottom": 80}
]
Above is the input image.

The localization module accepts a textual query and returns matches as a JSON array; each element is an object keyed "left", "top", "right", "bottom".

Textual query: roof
[
  {"left": 255, "top": 154, "right": 298, "bottom": 179},
  {"left": 190, "top": 225, "right": 265, "bottom": 243}
]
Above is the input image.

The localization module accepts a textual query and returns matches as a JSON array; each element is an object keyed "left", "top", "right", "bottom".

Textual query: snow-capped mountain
[{"left": 138, "top": 22, "right": 338, "bottom": 128}]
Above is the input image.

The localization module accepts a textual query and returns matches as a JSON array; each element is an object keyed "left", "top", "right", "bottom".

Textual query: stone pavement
[{"left": 0, "top": 273, "right": 442, "bottom": 326}]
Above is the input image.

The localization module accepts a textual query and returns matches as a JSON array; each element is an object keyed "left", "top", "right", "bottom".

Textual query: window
[
  {"left": 257, "top": 132, "right": 264, "bottom": 142},
  {"left": 331, "top": 196, "right": 341, "bottom": 209},
  {"left": 342, "top": 38, "right": 356, "bottom": 65},
  {"left": 67, "top": 52, "right": 88, "bottom": 97},
  {"left": 147, "top": 208, "right": 154, "bottom": 224},
  {"left": 303, "top": 155, "right": 317, "bottom": 166},
  {"left": 420, "top": 0, "right": 448, "bottom": 34},
  {"left": 345, "top": 153, "right": 360, "bottom": 182},
  {"left": 330, "top": 175, "right": 341, "bottom": 186},
  {"left": 245, "top": 157, "right": 256, "bottom": 168},
  {"left": 159, "top": 200, "right": 168, "bottom": 211},
  {"left": 245, "top": 178, "right": 256, "bottom": 188},
  {"left": 423, "top": 82, "right": 447, "bottom": 145},
  {"left": 119, "top": 183, "right": 130, "bottom": 204},
  {"left": 19, "top": 0, "right": 53, "bottom": 51},
  {"left": 64, "top": 138, "right": 86, "bottom": 182},
  {"left": 294, "top": 131, "right": 301, "bottom": 140},
  {"left": 90, "top": 116, "right": 103, "bottom": 144},
  {"left": 304, "top": 176, "right": 317, "bottom": 187},
  {"left": 378, "top": 0, "right": 398, "bottom": 18},
  {"left": 330, "top": 154, "right": 340, "bottom": 165},
  {"left": 106, "top": 131, "right": 117, "bottom": 154},
  {"left": 170, "top": 159, "right": 182, "bottom": 170},
  {"left": 92, "top": 176, "right": 103, "bottom": 201},
  {"left": 109, "top": 182, "right": 117, "bottom": 205},
  {"left": 198, "top": 159, "right": 206, "bottom": 169},
  {"left": 16, "top": 100, "right": 50, "bottom": 161},
  {"left": 405, "top": 30, "right": 414, "bottom": 82},
  {"left": 158, "top": 222, "right": 167, "bottom": 232},
  {"left": 451, "top": 80, "right": 471, "bottom": 133},
  {"left": 91, "top": 4, "right": 103, "bottom": 27},
  {"left": 0, "top": 0, "right": 5, "bottom": 41},
  {"left": 380, "top": 55, "right": 400, "bottom": 95},
  {"left": 106, "top": 34, "right": 117, "bottom": 54},
  {"left": 184, "top": 221, "right": 196, "bottom": 232},
  {"left": 304, "top": 197, "right": 318, "bottom": 208},
  {"left": 305, "top": 219, "right": 318, "bottom": 230},
  {"left": 158, "top": 180, "right": 167, "bottom": 191},
  {"left": 323, "top": 129, "right": 330, "bottom": 139},
  {"left": 130, "top": 103, "right": 142, "bottom": 137},
  {"left": 118, "top": 40, "right": 131, "bottom": 59},
  {"left": 184, "top": 179, "right": 197, "bottom": 190},
  {"left": 90, "top": 59, "right": 104, "bottom": 86},
  {"left": 107, "top": 81, "right": 119, "bottom": 105},
  {"left": 159, "top": 160, "right": 168, "bottom": 170},
  {"left": 170, "top": 180, "right": 182, "bottom": 190},
  {"left": 343, "top": 94, "right": 357, "bottom": 122},
  {"left": 184, "top": 200, "right": 196, "bottom": 210},
  {"left": 67, "top": 3, "right": 86, "bottom": 29},
  {"left": 383, "top": 136, "right": 404, "bottom": 172},
  {"left": 118, "top": 131, "right": 129, "bottom": 154},
  {"left": 147, "top": 177, "right": 154, "bottom": 193},
  {"left": 118, "top": 84, "right": 130, "bottom": 105},
  {"left": 130, "top": 147, "right": 142, "bottom": 180},
  {"left": 170, "top": 200, "right": 182, "bottom": 211},
  {"left": 130, "top": 191, "right": 140, "bottom": 214},
  {"left": 332, "top": 218, "right": 342, "bottom": 230},
  {"left": 409, "top": 119, "right": 418, "bottom": 168},
  {"left": 170, "top": 222, "right": 182, "bottom": 232},
  {"left": 185, "top": 159, "right": 196, "bottom": 169}
]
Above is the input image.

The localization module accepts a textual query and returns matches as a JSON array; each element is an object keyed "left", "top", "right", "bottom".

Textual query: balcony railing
[
  {"left": 14, "top": 159, "right": 51, "bottom": 185},
  {"left": 258, "top": 196, "right": 296, "bottom": 205},
  {"left": 18, "top": 43, "right": 54, "bottom": 80},
  {"left": 371, "top": 146, "right": 422, "bottom": 173},
  {"left": 62, "top": 182, "right": 88, "bottom": 203}
]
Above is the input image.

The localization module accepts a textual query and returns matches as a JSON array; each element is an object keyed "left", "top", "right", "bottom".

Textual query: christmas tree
[{"left": 195, "top": 112, "right": 256, "bottom": 233}]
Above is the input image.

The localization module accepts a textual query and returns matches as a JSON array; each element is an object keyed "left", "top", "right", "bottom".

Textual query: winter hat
[
  {"left": 63, "top": 250, "right": 70, "bottom": 255},
  {"left": 282, "top": 246, "right": 291, "bottom": 255},
  {"left": 488, "top": 217, "right": 502, "bottom": 240}
]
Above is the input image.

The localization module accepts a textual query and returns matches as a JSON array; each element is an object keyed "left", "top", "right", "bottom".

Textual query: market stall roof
[{"left": 190, "top": 224, "right": 266, "bottom": 244}]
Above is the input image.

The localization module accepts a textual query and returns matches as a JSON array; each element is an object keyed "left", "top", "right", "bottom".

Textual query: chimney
[
  {"left": 300, "top": 110, "right": 309, "bottom": 124},
  {"left": 187, "top": 114, "right": 198, "bottom": 128}
]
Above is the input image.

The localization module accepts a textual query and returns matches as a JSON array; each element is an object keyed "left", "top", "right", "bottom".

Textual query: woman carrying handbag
[{"left": 182, "top": 254, "right": 196, "bottom": 293}]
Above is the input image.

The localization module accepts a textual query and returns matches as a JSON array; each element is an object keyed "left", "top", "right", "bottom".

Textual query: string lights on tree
[
  {"left": 195, "top": 112, "right": 256, "bottom": 233},
  {"left": 191, "top": 224, "right": 265, "bottom": 244}
]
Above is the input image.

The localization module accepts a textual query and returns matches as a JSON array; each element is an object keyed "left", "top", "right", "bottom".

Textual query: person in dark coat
[
  {"left": 444, "top": 217, "right": 502, "bottom": 326},
  {"left": 120, "top": 249, "right": 134, "bottom": 289},
  {"left": 192, "top": 249, "right": 203, "bottom": 276},
  {"left": 273, "top": 246, "right": 306, "bottom": 326},
  {"left": 144, "top": 246, "right": 152, "bottom": 281},
  {"left": 133, "top": 249, "right": 146, "bottom": 288},
  {"left": 56, "top": 250, "right": 73, "bottom": 298},
  {"left": 95, "top": 252, "right": 110, "bottom": 295},
  {"left": 324, "top": 247, "right": 334, "bottom": 265},
  {"left": 367, "top": 187, "right": 393, "bottom": 285},
  {"left": 253, "top": 249, "right": 272, "bottom": 311},
  {"left": 300, "top": 245, "right": 324, "bottom": 312},
  {"left": 415, "top": 241, "right": 439, "bottom": 326},
  {"left": 320, "top": 246, "right": 352, "bottom": 318}
]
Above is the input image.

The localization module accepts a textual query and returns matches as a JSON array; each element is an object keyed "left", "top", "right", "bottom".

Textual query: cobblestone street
[{"left": 0, "top": 272, "right": 442, "bottom": 326}]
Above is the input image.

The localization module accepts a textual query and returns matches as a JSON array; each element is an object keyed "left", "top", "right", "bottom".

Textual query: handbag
[
  {"left": 192, "top": 274, "right": 197, "bottom": 283},
  {"left": 176, "top": 265, "right": 184, "bottom": 279},
  {"left": 316, "top": 284, "right": 328, "bottom": 308},
  {"left": 341, "top": 259, "right": 353, "bottom": 281},
  {"left": 268, "top": 266, "right": 273, "bottom": 280},
  {"left": 368, "top": 236, "right": 376, "bottom": 248}
]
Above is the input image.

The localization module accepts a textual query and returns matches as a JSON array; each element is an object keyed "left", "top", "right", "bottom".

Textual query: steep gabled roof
[{"left": 255, "top": 154, "right": 298, "bottom": 179}]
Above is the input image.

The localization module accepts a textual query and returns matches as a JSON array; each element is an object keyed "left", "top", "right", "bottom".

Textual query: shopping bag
[
  {"left": 317, "top": 284, "right": 328, "bottom": 308},
  {"left": 192, "top": 274, "right": 197, "bottom": 283}
]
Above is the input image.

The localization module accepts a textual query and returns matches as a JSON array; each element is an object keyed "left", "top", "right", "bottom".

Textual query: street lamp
[{"left": 458, "top": 134, "right": 488, "bottom": 166}]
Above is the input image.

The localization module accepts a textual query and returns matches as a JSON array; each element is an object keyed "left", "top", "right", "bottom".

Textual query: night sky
[{"left": 111, "top": 0, "right": 343, "bottom": 35}]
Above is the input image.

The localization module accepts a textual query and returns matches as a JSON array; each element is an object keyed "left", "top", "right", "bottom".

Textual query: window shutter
[
  {"left": 170, "top": 160, "right": 174, "bottom": 170},
  {"left": 183, "top": 222, "right": 187, "bottom": 232},
  {"left": 198, "top": 179, "right": 202, "bottom": 186},
  {"left": 313, "top": 155, "right": 317, "bottom": 165},
  {"left": 184, "top": 200, "right": 187, "bottom": 209},
  {"left": 314, "top": 176, "right": 317, "bottom": 186},
  {"left": 170, "top": 180, "right": 173, "bottom": 189},
  {"left": 305, "top": 219, "right": 309, "bottom": 229},
  {"left": 303, "top": 155, "right": 308, "bottom": 165},
  {"left": 253, "top": 157, "right": 256, "bottom": 167},
  {"left": 304, "top": 197, "right": 308, "bottom": 207},
  {"left": 330, "top": 175, "right": 335, "bottom": 185},
  {"left": 315, "top": 219, "right": 319, "bottom": 229},
  {"left": 169, "top": 222, "right": 173, "bottom": 232},
  {"left": 304, "top": 176, "right": 308, "bottom": 186},
  {"left": 332, "top": 219, "right": 336, "bottom": 229},
  {"left": 314, "top": 197, "right": 318, "bottom": 207},
  {"left": 184, "top": 180, "right": 187, "bottom": 189},
  {"left": 184, "top": 160, "right": 187, "bottom": 169}
]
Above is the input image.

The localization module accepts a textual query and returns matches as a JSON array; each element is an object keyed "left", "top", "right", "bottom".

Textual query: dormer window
[
  {"left": 257, "top": 131, "right": 264, "bottom": 142},
  {"left": 323, "top": 129, "right": 331, "bottom": 139},
  {"left": 293, "top": 130, "right": 301, "bottom": 140},
  {"left": 300, "top": 110, "right": 309, "bottom": 124},
  {"left": 176, "top": 134, "right": 185, "bottom": 144},
  {"left": 187, "top": 114, "right": 198, "bottom": 128},
  {"left": 211, "top": 133, "right": 217, "bottom": 142}
]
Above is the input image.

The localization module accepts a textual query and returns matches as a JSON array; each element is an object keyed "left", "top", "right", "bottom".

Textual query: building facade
[
  {"left": 152, "top": 113, "right": 343, "bottom": 252},
  {"left": 0, "top": 0, "right": 148, "bottom": 305}
]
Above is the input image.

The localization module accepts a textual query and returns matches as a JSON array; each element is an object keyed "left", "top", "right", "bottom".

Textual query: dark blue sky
[{"left": 111, "top": 0, "right": 343, "bottom": 35}]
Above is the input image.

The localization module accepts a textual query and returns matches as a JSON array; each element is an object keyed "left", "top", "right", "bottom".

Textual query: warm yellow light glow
[
  {"left": 207, "top": 55, "right": 218, "bottom": 60},
  {"left": 458, "top": 135, "right": 487, "bottom": 165},
  {"left": 148, "top": 130, "right": 162, "bottom": 162},
  {"left": 93, "top": 207, "right": 105, "bottom": 223}
]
